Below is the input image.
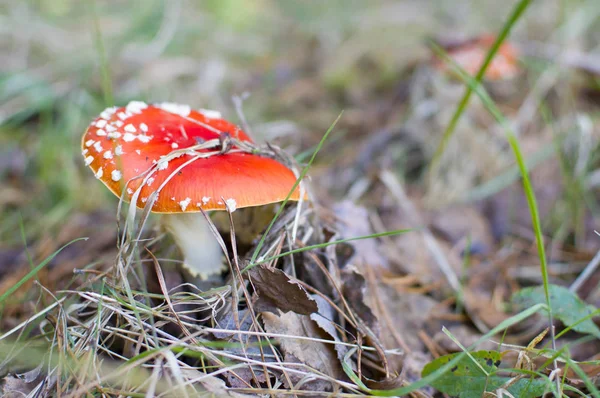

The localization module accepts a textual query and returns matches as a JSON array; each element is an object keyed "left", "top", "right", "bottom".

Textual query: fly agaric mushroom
[
  {"left": 434, "top": 34, "right": 520, "bottom": 81},
  {"left": 82, "top": 101, "right": 304, "bottom": 278}
]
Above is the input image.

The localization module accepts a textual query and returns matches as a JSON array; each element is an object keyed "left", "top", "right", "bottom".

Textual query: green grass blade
[
  {"left": 249, "top": 112, "right": 343, "bottom": 264},
  {"left": 434, "top": 46, "right": 552, "bottom": 314},
  {"left": 428, "top": 0, "right": 532, "bottom": 178},
  {"left": 90, "top": 0, "right": 114, "bottom": 106},
  {"left": 0, "top": 237, "right": 88, "bottom": 305},
  {"left": 243, "top": 229, "right": 411, "bottom": 273},
  {"left": 432, "top": 38, "right": 561, "bottom": 393}
]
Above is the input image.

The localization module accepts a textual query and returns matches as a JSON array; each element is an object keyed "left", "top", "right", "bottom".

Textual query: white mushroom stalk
[{"left": 162, "top": 212, "right": 226, "bottom": 279}]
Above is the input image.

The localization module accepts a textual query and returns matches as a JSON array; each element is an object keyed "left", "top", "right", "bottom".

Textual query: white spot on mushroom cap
[
  {"left": 124, "top": 124, "right": 136, "bottom": 133},
  {"left": 115, "top": 120, "right": 124, "bottom": 127},
  {"left": 84, "top": 156, "right": 94, "bottom": 166},
  {"left": 103, "top": 150, "right": 113, "bottom": 159},
  {"left": 82, "top": 149, "right": 89, "bottom": 155},
  {"left": 126, "top": 101, "right": 148, "bottom": 114},
  {"left": 123, "top": 133, "right": 136, "bottom": 142},
  {"left": 202, "top": 196, "right": 210, "bottom": 204},
  {"left": 127, "top": 188, "right": 134, "bottom": 195},
  {"left": 198, "top": 108, "right": 222, "bottom": 119},
  {"left": 157, "top": 102, "right": 191, "bottom": 117},
  {"left": 95, "top": 167, "right": 103, "bottom": 179},
  {"left": 93, "top": 141, "right": 103, "bottom": 153},
  {"left": 100, "top": 106, "right": 117, "bottom": 119},
  {"left": 96, "top": 128, "right": 107, "bottom": 136},
  {"left": 111, "top": 169, "right": 122, "bottom": 181},
  {"left": 225, "top": 198, "right": 237, "bottom": 212},
  {"left": 179, "top": 197, "right": 191, "bottom": 211},
  {"left": 85, "top": 139, "right": 95, "bottom": 147},
  {"left": 105, "top": 124, "right": 117, "bottom": 133},
  {"left": 171, "top": 143, "right": 179, "bottom": 149},
  {"left": 140, "top": 123, "right": 148, "bottom": 133},
  {"left": 138, "top": 135, "right": 151, "bottom": 143},
  {"left": 95, "top": 119, "right": 107, "bottom": 128},
  {"left": 107, "top": 132, "right": 121, "bottom": 139},
  {"left": 146, "top": 177, "right": 155, "bottom": 186},
  {"left": 117, "top": 112, "right": 129, "bottom": 121},
  {"left": 135, "top": 149, "right": 141, "bottom": 155},
  {"left": 115, "top": 145, "right": 124, "bottom": 156}
]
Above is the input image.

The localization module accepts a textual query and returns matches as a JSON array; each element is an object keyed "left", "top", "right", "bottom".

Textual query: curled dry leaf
[
  {"left": 262, "top": 310, "right": 344, "bottom": 392},
  {"left": 212, "top": 310, "right": 270, "bottom": 388},
  {"left": 247, "top": 265, "right": 318, "bottom": 315},
  {"left": 1, "top": 366, "right": 43, "bottom": 398},
  {"left": 309, "top": 294, "right": 349, "bottom": 363},
  {"left": 1, "top": 375, "right": 34, "bottom": 398},
  {"left": 180, "top": 368, "right": 255, "bottom": 397},
  {"left": 333, "top": 201, "right": 391, "bottom": 274},
  {"left": 340, "top": 266, "right": 378, "bottom": 331}
]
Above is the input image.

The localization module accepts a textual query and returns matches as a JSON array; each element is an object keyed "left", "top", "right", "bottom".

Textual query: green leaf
[
  {"left": 512, "top": 284, "right": 600, "bottom": 339},
  {"left": 422, "top": 350, "right": 548, "bottom": 398}
]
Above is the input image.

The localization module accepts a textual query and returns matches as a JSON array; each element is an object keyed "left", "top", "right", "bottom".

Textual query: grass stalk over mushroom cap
[{"left": 82, "top": 103, "right": 305, "bottom": 280}]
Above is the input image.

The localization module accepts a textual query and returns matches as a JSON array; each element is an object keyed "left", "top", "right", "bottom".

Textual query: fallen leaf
[
  {"left": 1, "top": 365, "right": 43, "bottom": 398},
  {"left": 1, "top": 374, "right": 35, "bottom": 398},
  {"left": 309, "top": 294, "right": 348, "bottom": 363},
  {"left": 340, "top": 267, "right": 378, "bottom": 331},
  {"left": 248, "top": 265, "right": 317, "bottom": 315},
  {"left": 212, "top": 310, "right": 271, "bottom": 388},
  {"left": 262, "top": 310, "right": 344, "bottom": 392},
  {"left": 180, "top": 368, "right": 254, "bottom": 397},
  {"left": 333, "top": 201, "right": 391, "bottom": 274}
]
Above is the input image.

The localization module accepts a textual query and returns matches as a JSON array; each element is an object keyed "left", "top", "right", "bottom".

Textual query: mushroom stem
[{"left": 162, "top": 213, "right": 226, "bottom": 279}]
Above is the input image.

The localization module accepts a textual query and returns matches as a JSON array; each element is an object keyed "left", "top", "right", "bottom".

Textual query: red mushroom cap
[{"left": 81, "top": 102, "right": 304, "bottom": 213}]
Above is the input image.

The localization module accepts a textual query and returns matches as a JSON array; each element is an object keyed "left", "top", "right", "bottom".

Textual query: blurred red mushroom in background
[
  {"left": 81, "top": 101, "right": 304, "bottom": 279},
  {"left": 433, "top": 34, "right": 521, "bottom": 81}
]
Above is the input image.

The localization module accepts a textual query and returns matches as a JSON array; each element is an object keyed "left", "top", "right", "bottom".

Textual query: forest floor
[{"left": 1, "top": 1, "right": 600, "bottom": 396}]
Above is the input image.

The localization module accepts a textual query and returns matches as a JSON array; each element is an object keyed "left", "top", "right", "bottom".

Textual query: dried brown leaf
[
  {"left": 180, "top": 368, "right": 255, "bottom": 397},
  {"left": 333, "top": 201, "right": 390, "bottom": 274},
  {"left": 212, "top": 310, "right": 272, "bottom": 388},
  {"left": 341, "top": 267, "right": 378, "bottom": 331},
  {"left": 262, "top": 310, "right": 344, "bottom": 391},
  {"left": 248, "top": 265, "right": 317, "bottom": 315},
  {"left": 1, "top": 367, "right": 42, "bottom": 398},
  {"left": 309, "top": 294, "right": 348, "bottom": 363}
]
